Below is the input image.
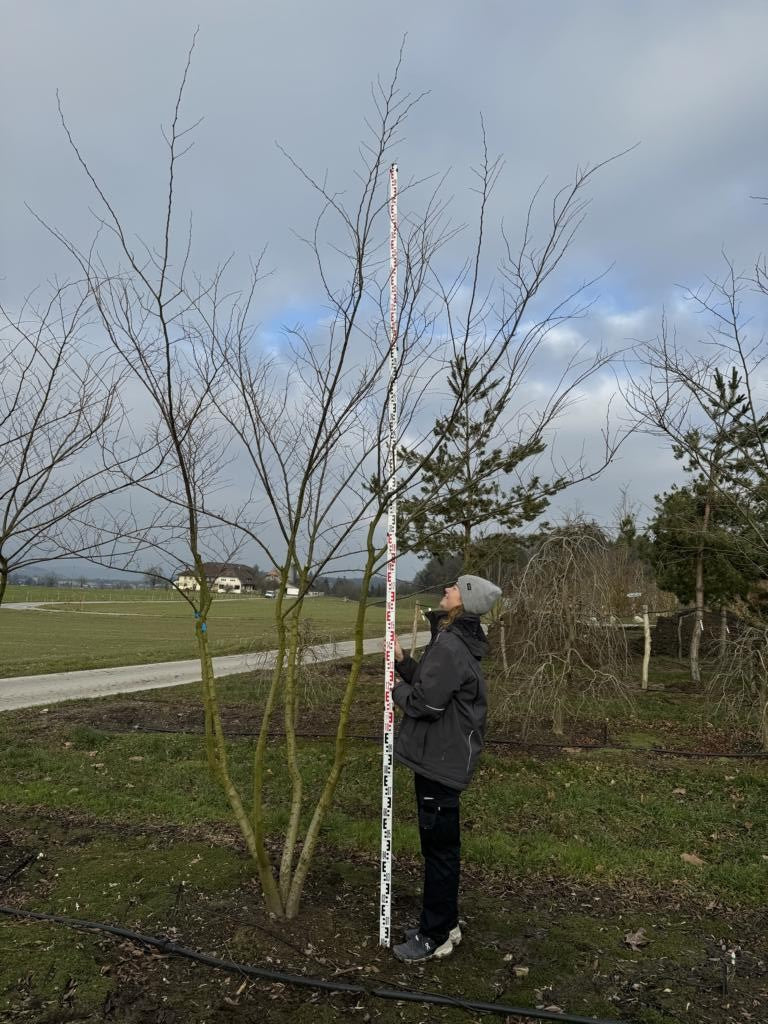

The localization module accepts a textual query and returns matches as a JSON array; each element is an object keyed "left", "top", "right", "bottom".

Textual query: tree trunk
[
  {"left": 409, "top": 602, "right": 419, "bottom": 657},
  {"left": 641, "top": 604, "right": 651, "bottom": 690},
  {"left": 552, "top": 693, "right": 565, "bottom": 737},
  {"left": 690, "top": 602, "right": 703, "bottom": 686},
  {"left": 462, "top": 521, "right": 472, "bottom": 574},
  {"left": 195, "top": 610, "right": 283, "bottom": 914},
  {"left": 284, "top": 548, "right": 377, "bottom": 919},
  {"left": 279, "top": 605, "right": 305, "bottom": 904},
  {"left": 499, "top": 617, "right": 509, "bottom": 674},
  {"left": 689, "top": 497, "right": 711, "bottom": 687},
  {"left": 0, "top": 561, "right": 7, "bottom": 608},
  {"left": 250, "top": 626, "right": 287, "bottom": 916},
  {"left": 719, "top": 606, "right": 728, "bottom": 661},
  {"left": 677, "top": 613, "right": 685, "bottom": 662}
]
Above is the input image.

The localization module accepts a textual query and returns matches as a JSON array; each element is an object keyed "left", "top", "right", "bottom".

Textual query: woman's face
[{"left": 439, "top": 583, "right": 462, "bottom": 611}]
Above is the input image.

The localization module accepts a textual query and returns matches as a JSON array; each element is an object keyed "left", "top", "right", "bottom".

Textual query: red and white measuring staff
[{"left": 379, "top": 162, "right": 398, "bottom": 947}]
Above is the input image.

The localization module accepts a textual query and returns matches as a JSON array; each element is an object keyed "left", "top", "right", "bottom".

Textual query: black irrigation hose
[
  {"left": 648, "top": 746, "right": 768, "bottom": 759},
  {"left": 119, "top": 723, "right": 768, "bottom": 758},
  {"left": 0, "top": 904, "right": 622, "bottom": 1024},
  {"left": 0, "top": 851, "right": 39, "bottom": 886}
]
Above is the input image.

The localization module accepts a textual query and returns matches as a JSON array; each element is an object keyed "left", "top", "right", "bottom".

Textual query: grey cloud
[{"left": 3, "top": 0, "right": 767, "bottom": 570}]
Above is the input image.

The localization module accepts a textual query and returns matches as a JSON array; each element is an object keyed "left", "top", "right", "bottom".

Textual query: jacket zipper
[{"left": 466, "top": 730, "right": 475, "bottom": 772}]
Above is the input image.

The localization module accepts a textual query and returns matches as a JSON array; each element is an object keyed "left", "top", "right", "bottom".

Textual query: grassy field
[
  {"left": 3, "top": 584, "right": 181, "bottom": 603},
  {"left": 0, "top": 662, "right": 766, "bottom": 1022},
  {"left": 0, "top": 592, "right": 441, "bottom": 677}
]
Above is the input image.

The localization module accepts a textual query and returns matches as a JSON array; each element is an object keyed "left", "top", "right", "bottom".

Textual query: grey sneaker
[
  {"left": 403, "top": 923, "right": 462, "bottom": 947},
  {"left": 392, "top": 931, "right": 454, "bottom": 963}
]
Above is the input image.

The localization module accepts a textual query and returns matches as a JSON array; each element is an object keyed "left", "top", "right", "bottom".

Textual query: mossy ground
[{"left": 1, "top": 659, "right": 766, "bottom": 1022}]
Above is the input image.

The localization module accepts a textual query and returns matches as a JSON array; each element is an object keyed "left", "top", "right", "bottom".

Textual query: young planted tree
[
  {"left": 212, "top": 126, "right": 630, "bottom": 917},
  {"left": 685, "top": 262, "right": 768, "bottom": 555},
  {"left": 40, "top": 41, "right": 288, "bottom": 905},
  {"left": 0, "top": 283, "right": 125, "bottom": 607},
  {"left": 49, "top": 40, "right": 630, "bottom": 919},
  {"left": 628, "top": 326, "right": 768, "bottom": 682},
  {"left": 398, "top": 352, "right": 554, "bottom": 571}
]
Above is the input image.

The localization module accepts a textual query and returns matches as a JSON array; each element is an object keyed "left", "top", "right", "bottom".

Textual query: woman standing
[{"left": 390, "top": 574, "right": 501, "bottom": 963}]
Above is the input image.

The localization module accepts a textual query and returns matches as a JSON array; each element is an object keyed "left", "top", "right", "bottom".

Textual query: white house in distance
[{"left": 175, "top": 562, "right": 261, "bottom": 594}]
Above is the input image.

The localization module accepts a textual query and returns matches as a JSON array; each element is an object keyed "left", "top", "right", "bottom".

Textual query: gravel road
[{"left": 0, "top": 631, "right": 430, "bottom": 712}]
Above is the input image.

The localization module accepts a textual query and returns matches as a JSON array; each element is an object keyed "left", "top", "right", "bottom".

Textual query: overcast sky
[{"left": 3, "top": 1, "right": 768, "bottom": 576}]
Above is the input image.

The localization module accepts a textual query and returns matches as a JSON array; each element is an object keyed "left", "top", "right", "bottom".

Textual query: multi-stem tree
[
  {"left": 49, "top": 39, "right": 628, "bottom": 920},
  {"left": 212, "top": 126, "right": 627, "bottom": 918}
]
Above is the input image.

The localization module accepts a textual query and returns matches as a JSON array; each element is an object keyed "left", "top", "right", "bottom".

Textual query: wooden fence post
[{"left": 642, "top": 604, "right": 651, "bottom": 690}]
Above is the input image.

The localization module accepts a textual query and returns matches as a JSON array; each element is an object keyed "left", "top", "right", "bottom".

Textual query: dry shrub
[
  {"left": 708, "top": 623, "right": 768, "bottom": 751},
  {"left": 491, "top": 524, "right": 634, "bottom": 736},
  {"left": 291, "top": 619, "right": 344, "bottom": 716}
]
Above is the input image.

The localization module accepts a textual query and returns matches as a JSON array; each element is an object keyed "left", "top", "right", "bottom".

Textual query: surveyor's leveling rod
[{"left": 379, "top": 162, "right": 398, "bottom": 948}]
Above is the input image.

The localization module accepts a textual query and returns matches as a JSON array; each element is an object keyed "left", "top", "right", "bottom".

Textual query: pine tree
[
  {"left": 399, "top": 354, "right": 562, "bottom": 572},
  {"left": 648, "top": 368, "right": 768, "bottom": 682}
]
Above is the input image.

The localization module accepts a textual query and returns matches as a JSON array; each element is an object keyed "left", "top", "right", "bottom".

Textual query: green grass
[
  {"left": 0, "top": 593, "right": 438, "bottom": 677},
  {"left": 3, "top": 583, "right": 181, "bottom": 603},
  {"left": 1, "top": 678, "right": 766, "bottom": 1022},
  {"left": 0, "top": 695, "right": 765, "bottom": 904}
]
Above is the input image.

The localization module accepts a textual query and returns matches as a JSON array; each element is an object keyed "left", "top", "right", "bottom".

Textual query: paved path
[{"left": 0, "top": 632, "right": 431, "bottom": 713}]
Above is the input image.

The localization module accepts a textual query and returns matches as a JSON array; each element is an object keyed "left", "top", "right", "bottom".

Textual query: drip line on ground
[
  {"left": 104, "top": 723, "right": 768, "bottom": 759},
  {"left": 0, "top": 904, "right": 623, "bottom": 1024}
]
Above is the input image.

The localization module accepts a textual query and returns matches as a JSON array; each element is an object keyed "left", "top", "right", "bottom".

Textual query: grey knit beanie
[{"left": 456, "top": 574, "right": 502, "bottom": 616}]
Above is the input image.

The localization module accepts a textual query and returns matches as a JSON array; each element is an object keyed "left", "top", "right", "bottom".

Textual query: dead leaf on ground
[
  {"left": 624, "top": 927, "right": 650, "bottom": 951},
  {"left": 681, "top": 852, "right": 706, "bottom": 867},
  {"left": 672, "top": 787, "right": 687, "bottom": 795}
]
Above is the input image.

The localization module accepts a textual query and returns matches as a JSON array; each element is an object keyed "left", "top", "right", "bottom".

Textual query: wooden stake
[{"left": 642, "top": 604, "right": 651, "bottom": 690}]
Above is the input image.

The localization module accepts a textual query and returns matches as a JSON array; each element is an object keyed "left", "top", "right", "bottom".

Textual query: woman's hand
[{"left": 385, "top": 634, "right": 404, "bottom": 662}]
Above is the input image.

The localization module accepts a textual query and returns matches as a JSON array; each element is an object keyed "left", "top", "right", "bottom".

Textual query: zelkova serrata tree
[
  {"left": 211, "top": 123, "right": 628, "bottom": 915},
  {"left": 51, "top": 41, "right": 628, "bottom": 918},
  {"left": 37, "top": 43, "right": 282, "bottom": 905}
]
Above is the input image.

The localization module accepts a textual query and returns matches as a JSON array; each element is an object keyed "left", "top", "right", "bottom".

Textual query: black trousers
[{"left": 414, "top": 773, "right": 461, "bottom": 944}]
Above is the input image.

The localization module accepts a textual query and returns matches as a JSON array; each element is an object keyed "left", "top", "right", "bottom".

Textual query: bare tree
[
  {"left": 0, "top": 282, "right": 125, "bottom": 606},
  {"left": 211, "top": 101, "right": 630, "bottom": 916},
  {"left": 38, "top": 39, "right": 290, "bottom": 908},
  {"left": 46, "top": 38, "right": 630, "bottom": 920}
]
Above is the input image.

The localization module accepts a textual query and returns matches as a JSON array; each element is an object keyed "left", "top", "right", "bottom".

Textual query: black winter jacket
[{"left": 392, "top": 610, "right": 488, "bottom": 791}]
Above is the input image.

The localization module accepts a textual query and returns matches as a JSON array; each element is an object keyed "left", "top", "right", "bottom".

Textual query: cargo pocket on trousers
[{"left": 417, "top": 796, "right": 439, "bottom": 831}]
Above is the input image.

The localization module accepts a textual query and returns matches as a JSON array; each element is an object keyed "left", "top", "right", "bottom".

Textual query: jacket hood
[{"left": 424, "top": 608, "right": 488, "bottom": 659}]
